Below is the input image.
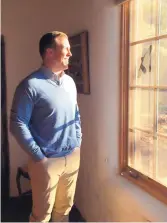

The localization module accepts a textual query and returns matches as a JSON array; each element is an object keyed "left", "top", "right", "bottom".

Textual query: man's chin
[{"left": 63, "top": 64, "right": 69, "bottom": 70}]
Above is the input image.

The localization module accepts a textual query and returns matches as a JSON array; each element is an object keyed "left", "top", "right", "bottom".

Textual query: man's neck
[{"left": 42, "top": 63, "right": 64, "bottom": 79}]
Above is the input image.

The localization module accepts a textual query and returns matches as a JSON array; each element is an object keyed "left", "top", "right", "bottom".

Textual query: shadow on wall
[{"left": 1, "top": 34, "right": 10, "bottom": 210}]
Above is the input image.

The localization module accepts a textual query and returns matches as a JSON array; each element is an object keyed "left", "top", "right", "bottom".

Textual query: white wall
[{"left": 2, "top": 0, "right": 167, "bottom": 221}]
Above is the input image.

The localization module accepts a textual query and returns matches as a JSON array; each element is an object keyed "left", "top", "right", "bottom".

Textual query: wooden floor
[{"left": 2, "top": 193, "right": 85, "bottom": 222}]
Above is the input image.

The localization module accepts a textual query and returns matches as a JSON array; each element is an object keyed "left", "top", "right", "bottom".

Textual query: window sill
[{"left": 120, "top": 167, "right": 167, "bottom": 205}]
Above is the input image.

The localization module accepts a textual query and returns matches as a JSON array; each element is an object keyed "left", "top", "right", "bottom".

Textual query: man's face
[{"left": 47, "top": 36, "right": 72, "bottom": 70}]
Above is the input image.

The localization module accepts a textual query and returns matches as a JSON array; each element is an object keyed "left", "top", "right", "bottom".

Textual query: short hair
[{"left": 39, "top": 31, "right": 68, "bottom": 58}]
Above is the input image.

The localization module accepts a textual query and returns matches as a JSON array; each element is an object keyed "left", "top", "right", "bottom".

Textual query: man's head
[{"left": 39, "top": 31, "right": 72, "bottom": 71}]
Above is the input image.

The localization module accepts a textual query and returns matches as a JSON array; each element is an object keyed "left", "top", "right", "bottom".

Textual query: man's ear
[{"left": 46, "top": 48, "right": 53, "bottom": 56}]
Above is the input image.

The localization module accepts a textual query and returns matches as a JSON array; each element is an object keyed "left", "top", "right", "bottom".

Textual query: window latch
[{"left": 129, "top": 170, "right": 139, "bottom": 179}]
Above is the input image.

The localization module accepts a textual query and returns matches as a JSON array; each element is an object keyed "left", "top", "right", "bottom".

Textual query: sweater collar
[{"left": 40, "top": 66, "right": 65, "bottom": 85}]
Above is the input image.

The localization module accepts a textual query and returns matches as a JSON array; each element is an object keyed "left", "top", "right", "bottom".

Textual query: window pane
[
  {"left": 158, "top": 39, "right": 167, "bottom": 86},
  {"left": 156, "top": 137, "right": 167, "bottom": 187},
  {"left": 129, "top": 42, "right": 156, "bottom": 86},
  {"left": 129, "top": 45, "right": 137, "bottom": 86},
  {"left": 130, "top": 0, "right": 156, "bottom": 42},
  {"left": 128, "top": 131, "right": 134, "bottom": 167},
  {"left": 157, "top": 90, "right": 167, "bottom": 136},
  {"left": 133, "top": 89, "right": 154, "bottom": 131},
  {"left": 159, "top": 0, "right": 167, "bottom": 35},
  {"left": 128, "top": 130, "right": 154, "bottom": 177},
  {"left": 128, "top": 89, "right": 135, "bottom": 129}
]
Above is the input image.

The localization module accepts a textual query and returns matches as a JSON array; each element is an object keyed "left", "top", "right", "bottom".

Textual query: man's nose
[{"left": 67, "top": 50, "right": 72, "bottom": 57}]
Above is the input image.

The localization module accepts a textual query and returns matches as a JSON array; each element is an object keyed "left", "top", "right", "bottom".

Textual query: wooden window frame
[{"left": 119, "top": 1, "right": 167, "bottom": 205}]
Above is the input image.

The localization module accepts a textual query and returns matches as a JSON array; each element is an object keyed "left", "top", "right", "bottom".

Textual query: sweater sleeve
[
  {"left": 10, "top": 82, "right": 46, "bottom": 161},
  {"left": 75, "top": 104, "right": 82, "bottom": 147}
]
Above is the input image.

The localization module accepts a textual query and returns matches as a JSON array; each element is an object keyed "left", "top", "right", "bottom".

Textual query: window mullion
[{"left": 152, "top": 0, "right": 160, "bottom": 181}]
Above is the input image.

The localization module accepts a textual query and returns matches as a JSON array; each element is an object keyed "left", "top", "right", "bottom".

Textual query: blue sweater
[{"left": 10, "top": 67, "right": 82, "bottom": 161}]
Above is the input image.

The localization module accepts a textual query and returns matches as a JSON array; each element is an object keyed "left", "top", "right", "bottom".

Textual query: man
[{"left": 10, "top": 31, "right": 82, "bottom": 222}]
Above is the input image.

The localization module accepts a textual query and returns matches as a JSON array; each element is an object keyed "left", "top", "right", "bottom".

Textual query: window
[{"left": 120, "top": 0, "right": 167, "bottom": 204}]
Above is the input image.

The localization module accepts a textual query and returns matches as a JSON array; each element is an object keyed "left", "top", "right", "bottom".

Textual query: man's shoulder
[{"left": 18, "top": 68, "right": 45, "bottom": 89}]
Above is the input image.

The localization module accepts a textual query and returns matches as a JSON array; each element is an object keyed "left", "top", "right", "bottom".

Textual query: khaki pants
[{"left": 28, "top": 147, "right": 80, "bottom": 222}]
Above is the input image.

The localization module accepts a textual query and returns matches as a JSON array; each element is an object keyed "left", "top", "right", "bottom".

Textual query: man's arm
[
  {"left": 75, "top": 104, "right": 82, "bottom": 147},
  {"left": 10, "top": 82, "right": 46, "bottom": 161}
]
